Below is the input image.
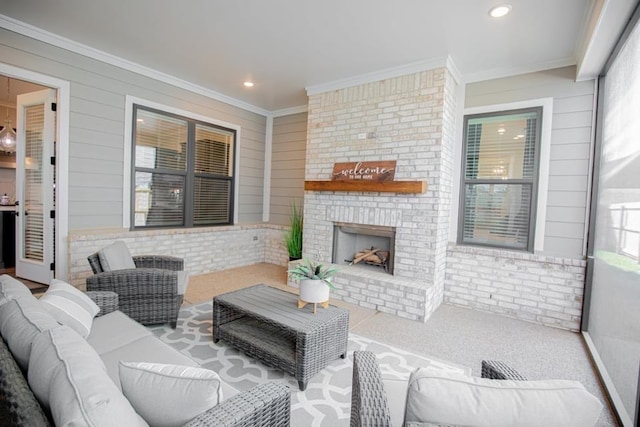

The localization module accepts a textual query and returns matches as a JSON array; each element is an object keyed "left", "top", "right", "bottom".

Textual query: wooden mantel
[{"left": 304, "top": 180, "right": 427, "bottom": 194}]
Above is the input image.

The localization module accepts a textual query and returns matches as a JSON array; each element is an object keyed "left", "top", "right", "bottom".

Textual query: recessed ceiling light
[
  {"left": 243, "top": 81, "right": 254, "bottom": 88},
  {"left": 489, "top": 4, "right": 511, "bottom": 18}
]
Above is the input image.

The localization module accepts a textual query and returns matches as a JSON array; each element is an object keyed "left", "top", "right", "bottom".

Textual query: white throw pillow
[
  {"left": 28, "top": 326, "right": 147, "bottom": 427},
  {"left": 40, "top": 279, "right": 100, "bottom": 338},
  {"left": 0, "top": 274, "right": 34, "bottom": 306},
  {"left": 404, "top": 367, "right": 603, "bottom": 427},
  {"left": 0, "top": 297, "right": 59, "bottom": 371},
  {"left": 98, "top": 241, "right": 136, "bottom": 271},
  {"left": 119, "top": 362, "right": 223, "bottom": 427}
]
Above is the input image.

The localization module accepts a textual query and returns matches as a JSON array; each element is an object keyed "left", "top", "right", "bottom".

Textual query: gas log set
[{"left": 348, "top": 247, "right": 391, "bottom": 272}]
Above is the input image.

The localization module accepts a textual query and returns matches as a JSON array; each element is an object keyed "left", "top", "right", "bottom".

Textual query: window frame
[
  {"left": 130, "top": 104, "right": 237, "bottom": 230},
  {"left": 457, "top": 107, "right": 543, "bottom": 252}
]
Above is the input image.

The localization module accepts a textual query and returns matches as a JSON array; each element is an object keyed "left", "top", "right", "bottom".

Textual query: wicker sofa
[
  {"left": 0, "top": 276, "right": 291, "bottom": 427},
  {"left": 350, "top": 350, "right": 603, "bottom": 427}
]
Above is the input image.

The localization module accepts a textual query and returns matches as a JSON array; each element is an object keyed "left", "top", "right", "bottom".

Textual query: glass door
[{"left": 15, "top": 89, "right": 56, "bottom": 284}]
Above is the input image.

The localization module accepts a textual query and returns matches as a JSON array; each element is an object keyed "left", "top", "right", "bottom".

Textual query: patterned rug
[{"left": 149, "top": 301, "right": 469, "bottom": 427}]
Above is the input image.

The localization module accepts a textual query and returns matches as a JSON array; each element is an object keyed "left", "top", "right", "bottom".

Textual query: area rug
[{"left": 149, "top": 301, "right": 469, "bottom": 427}]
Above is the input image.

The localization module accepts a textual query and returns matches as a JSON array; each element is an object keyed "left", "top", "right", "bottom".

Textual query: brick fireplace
[{"left": 301, "top": 64, "right": 459, "bottom": 321}]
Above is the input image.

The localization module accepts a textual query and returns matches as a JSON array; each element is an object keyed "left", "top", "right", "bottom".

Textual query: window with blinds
[
  {"left": 458, "top": 108, "right": 542, "bottom": 251},
  {"left": 24, "top": 104, "right": 45, "bottom": 261},
  {"left": 132, "top": 106, "right": 235, "bottom": 228}
]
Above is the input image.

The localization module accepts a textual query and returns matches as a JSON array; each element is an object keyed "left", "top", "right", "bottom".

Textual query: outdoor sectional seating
[
  {"left": 350, "top": 350, "right": 603, "bottom": 427},
  {"left": 0, "top": 275, "right": 291, "bottom": 427}
]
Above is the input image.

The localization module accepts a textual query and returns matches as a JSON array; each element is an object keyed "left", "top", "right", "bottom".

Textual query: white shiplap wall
[
  {"left": 0, "top": 27, "right": 267, "bottom": 230},
  {"left": 269, "top": 112, "right": 307, "bottom": 225},
  {"left": 464, "top": 66, "right": 595, "bottom": 259}
]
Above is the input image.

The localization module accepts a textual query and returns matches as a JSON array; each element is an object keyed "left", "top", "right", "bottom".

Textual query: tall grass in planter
[{"left": 284, "top": 202, "right": 303, "bottom": 260}]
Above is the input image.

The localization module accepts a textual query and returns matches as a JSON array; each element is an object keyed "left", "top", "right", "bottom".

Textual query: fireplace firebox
[{"left": 332, "top": 223, "right": 395, "bottom": 274}]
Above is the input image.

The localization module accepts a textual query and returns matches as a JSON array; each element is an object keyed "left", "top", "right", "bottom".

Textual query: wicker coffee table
[{"left": 213, "top": 284, "right": 350, "bottom": 390}]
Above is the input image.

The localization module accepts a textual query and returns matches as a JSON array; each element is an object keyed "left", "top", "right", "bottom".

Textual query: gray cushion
[
  {"left": 98, "top": 241, "right": 136, "bottom": 271},
  {"left": 0, "top": 298, "right": 59, "bottom": 371},
  {"left": 99, "top": 334, "right": 198, "bottom": 389},
  {"left": 382, "top": 377, "right": 409, "bottom": 427},
  {"left": 0, "top": 274, "right": 34, "bottom": 306},
  {"left": 404, "top": 367, "right": 603, "bottom": 427},
  {"left": 40, "top": 279, "right": 100, "bottom": 338},
  {"left": 119, "top": 362, "right": 223, "bottom": 427},
  {"left": 87, "top": 310, "right": 152, "bottom": 355},
  {"left": 28, "top": 326, "right": 147, "bottom": 427},
  {"left": 177, "top": 270, "right": 190, "bottom": 295}
]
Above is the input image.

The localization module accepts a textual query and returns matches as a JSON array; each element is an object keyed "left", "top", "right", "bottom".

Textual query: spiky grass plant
[{"left": 284, "top": 202, "right": 303, "bottom": 259}]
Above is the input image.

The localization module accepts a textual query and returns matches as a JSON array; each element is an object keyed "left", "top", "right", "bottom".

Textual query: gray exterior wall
[
  {"left": 0, "top": 28, "right": 266, "bottom": 230},
  {"left": 269, "top": 112, "right": 307, "bottom": 226},
  {"left": 465, "top": 66, "right": 595, "bottom": 259}
]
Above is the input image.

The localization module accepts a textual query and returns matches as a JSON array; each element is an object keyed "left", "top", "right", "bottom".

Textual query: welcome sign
[{"left": 332, "top": 161, "right": 396, "bottom": 182}]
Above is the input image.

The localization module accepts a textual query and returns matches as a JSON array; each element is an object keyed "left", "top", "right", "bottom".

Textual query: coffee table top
[{"left": 213, "top": 284, "right": 349, "bottom": 332}]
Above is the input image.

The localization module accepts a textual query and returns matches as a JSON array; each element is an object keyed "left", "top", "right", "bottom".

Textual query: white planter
[{"left": 299, "top": 279, "right": 330, "bottom": 303}]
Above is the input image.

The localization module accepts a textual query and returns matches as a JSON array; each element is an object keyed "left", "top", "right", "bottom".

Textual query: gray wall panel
[
  {"left": 269, "top": 112, "right": 307, "bottom": 225},
  {"left": 1, "top": 27, "right": 266, "bottom": 229},
  {"left": 465, "top": 66, "right": 595, "bottom": 258}
]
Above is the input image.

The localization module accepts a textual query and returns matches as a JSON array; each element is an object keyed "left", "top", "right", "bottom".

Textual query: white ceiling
[{"left": 0, "top": 0, "right": 634, "bottom": 113}]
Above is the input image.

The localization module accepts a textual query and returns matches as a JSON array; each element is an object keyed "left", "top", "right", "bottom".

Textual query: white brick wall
[
  {"left": 444, "top": 243, "right": 585, "bottom": 331},
  {"left": 303, "top": 67, "right": 459, "bottom": 321},
  {"left": 68, "top": 224, "right": 289, "bottom": 289}
]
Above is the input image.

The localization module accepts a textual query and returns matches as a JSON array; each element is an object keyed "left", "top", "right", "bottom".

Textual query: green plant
[
  {"left": 284, "top": 202, "right": 303, "bottom": 259},
  {"left": 288, "top": 258, "right": 338, "bottom": 289}
]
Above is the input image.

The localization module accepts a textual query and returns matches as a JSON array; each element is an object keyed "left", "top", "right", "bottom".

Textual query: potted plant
[
  {"left": 283, "top": 202, "right": 303, "bottom": 261},
  {"left": 288, "top": 258, "right": 338, "bottom": 311}
]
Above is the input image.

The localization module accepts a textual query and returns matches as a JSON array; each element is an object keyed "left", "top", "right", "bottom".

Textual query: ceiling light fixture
[
  {"left": 0, "top": 78, "right": 16, "bottom": 153},
  {"left": 243, "top": 81, "right": 254, "bottom": 88},
  {"left": 489, "top": 4, "right": 512, "bottom": 18}
]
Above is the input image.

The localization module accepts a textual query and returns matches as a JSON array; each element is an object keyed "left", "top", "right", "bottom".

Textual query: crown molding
[
  {"left": 462, "top": 57, "right": 577, "bottom": 84},
  {"left": 270, "top": 104, "right": 308, "bottom": 117},
  {"left": 306, "top": 56, "right": 451, "bottom": 96},
  {"left": 0, "top": 14, "right": 271, "bottom": 117}
]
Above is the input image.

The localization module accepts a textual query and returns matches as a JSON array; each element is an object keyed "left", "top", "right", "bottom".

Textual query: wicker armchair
[
  {"left": 349, "top": 351, "right": 527, "bottom": 427},
  {"left": 86, "top": 252, "right": 186, "bottom": 328}
]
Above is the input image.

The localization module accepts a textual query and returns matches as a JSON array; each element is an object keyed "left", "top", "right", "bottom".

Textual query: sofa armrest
[
  {"left": 86, "top": 269, "right": 178, "bottom": 296},
  {"left": 85, "top": 291, "right": 118, "bottom": 316},
  {"left": 481, "top": 360, "right": 527, "bottom": 380},
  {"left": 184, "top": 382, "right": 291, "bottom": 427},
  {"left": 0, "top": 337, "right": 51, "bottom": 426},
  {"left": 133, "top": 255, "right": 183, "bottom": 271},
  {"left": 350, "top": 351, "right": 392, "bottom": 427}
]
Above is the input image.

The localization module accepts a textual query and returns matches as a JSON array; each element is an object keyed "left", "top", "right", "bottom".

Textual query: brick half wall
[
  {"left": 444, "top": 243, "right": 586, "bottom": 331},
  {"left": 68, "top": 224, "right": 289, "bottom": 289}
]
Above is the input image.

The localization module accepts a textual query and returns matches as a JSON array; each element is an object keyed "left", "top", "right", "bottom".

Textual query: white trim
[
  {"left": 123, "top": 96, "right": 242, "bottom": 227},
  {"left": 263, "top": 116, "right": 274, "bottom": 222},
  {"left": 462, "top": 57, "right": 576, "bottom": 84},
  {"left": 0, "top": 14, "right": 270, "bottom": 117},
  {"left": 445, "top": 56, "right": 463, "bottom": 85},
  {"left": 583, "top": 79, "right": 599, "bottom": 256},
  {"left": 306, "top": 56, "right": 449, "bottom": 95},
  {"left": 0, "top": 63, "right": 70, "bottom": 281},
  {"left": 448, "top": 82, "right": 467, "bottom": 242},
  {"left": 457, "top": 97, "right": 554, "bottom": 253},
  {"left": 270, "top": 105, "right": 308, "bottom": 117},
  {"left": 575, "top": 0, "right": 638, "bottom": 81}
]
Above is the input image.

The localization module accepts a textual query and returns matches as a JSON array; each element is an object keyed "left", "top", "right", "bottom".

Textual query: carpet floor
[
  {"left": 150, "top": 301, "right": 469, "bottom": 427},
  {"left": 182, "top": 263, "right": 617, "bottom": 426}
]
